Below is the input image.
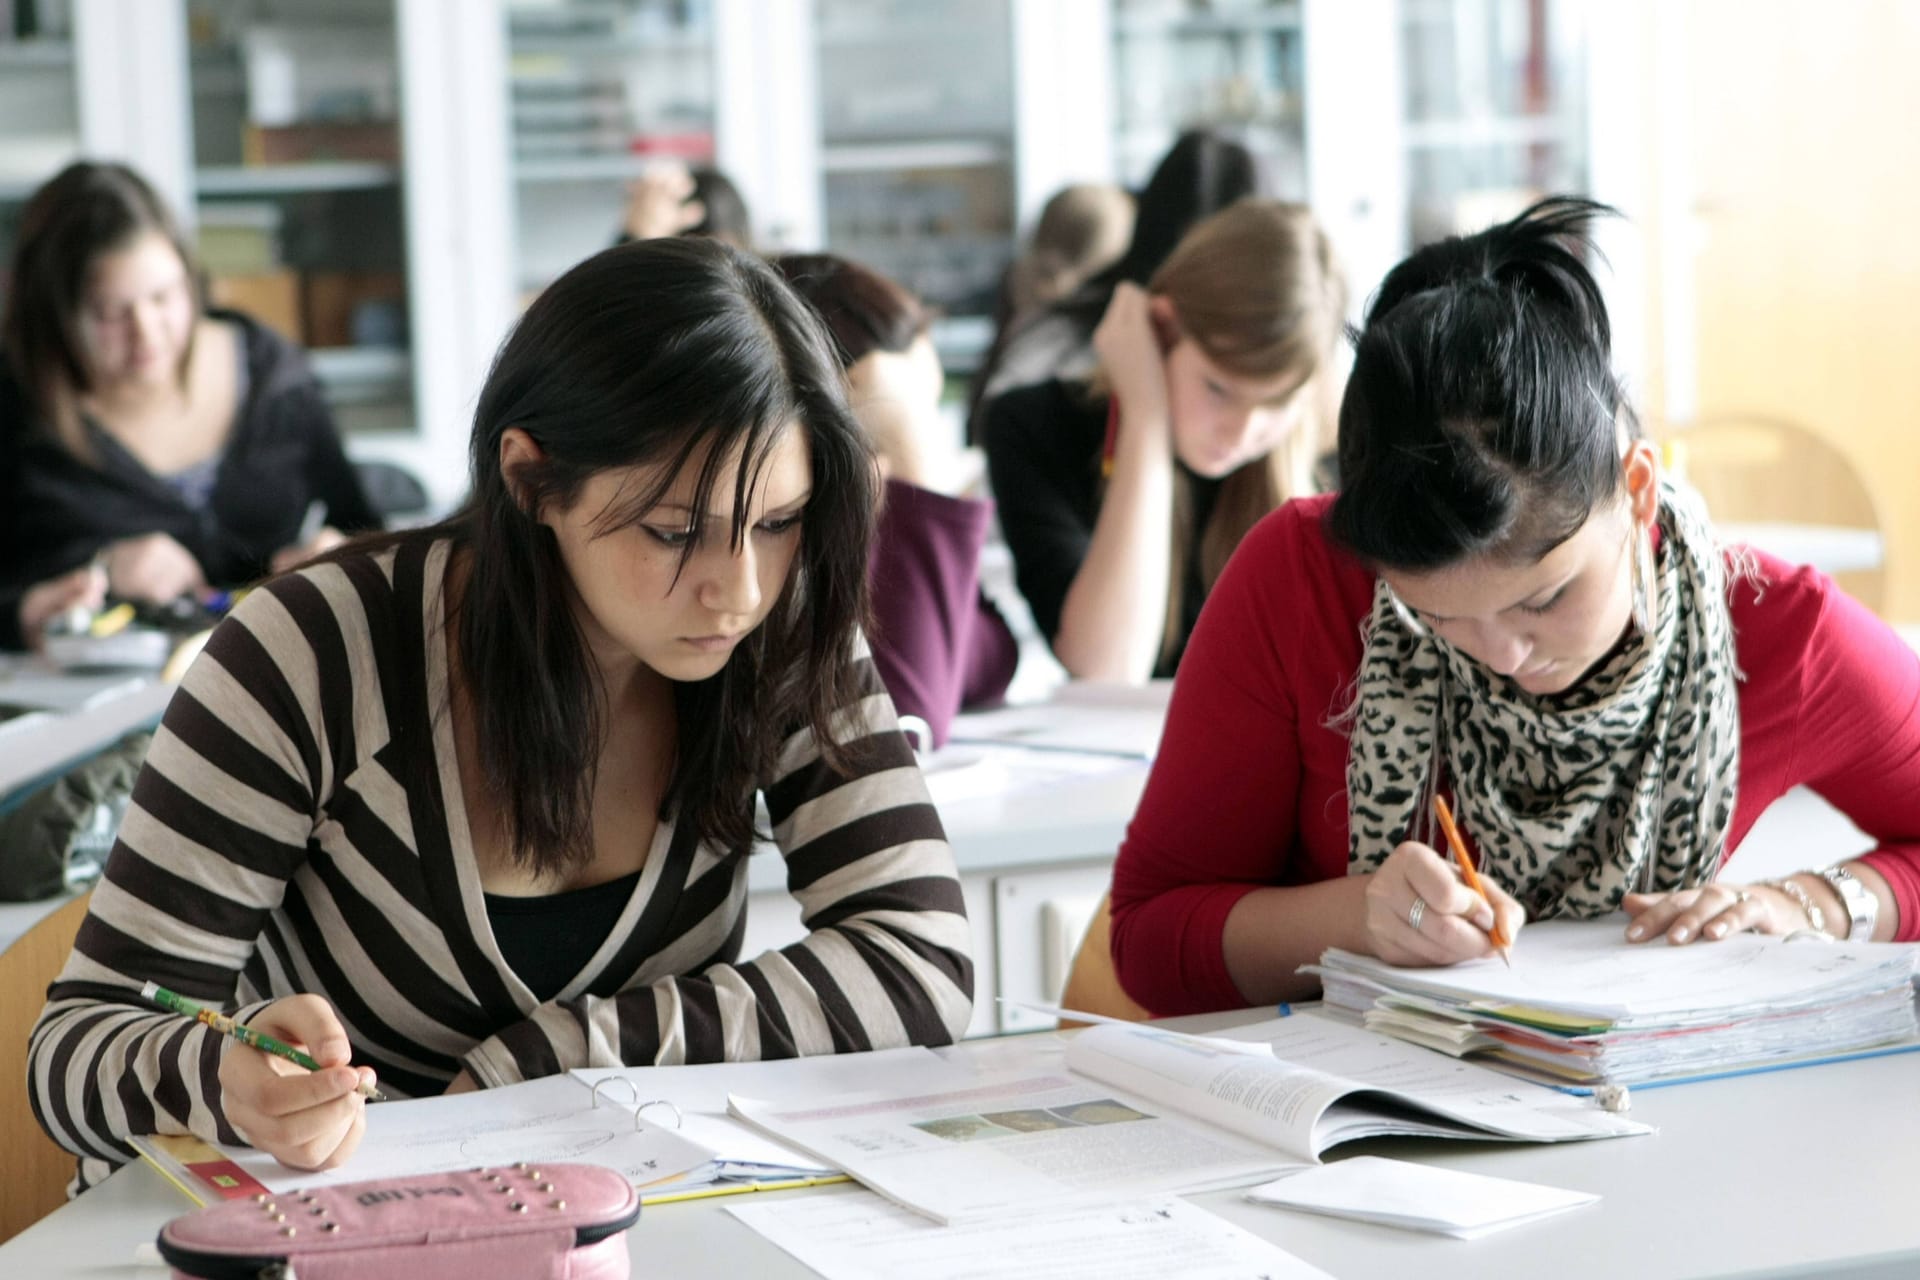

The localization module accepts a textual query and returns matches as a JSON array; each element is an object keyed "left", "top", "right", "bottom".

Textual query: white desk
[{"left": 6, "top": 1011, "right": 1918, "bottom": 1279}]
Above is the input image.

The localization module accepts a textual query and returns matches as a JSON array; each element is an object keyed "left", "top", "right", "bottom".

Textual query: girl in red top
[{"left": 1110, "top": 198, "right": 1920, "bottom": 1015}]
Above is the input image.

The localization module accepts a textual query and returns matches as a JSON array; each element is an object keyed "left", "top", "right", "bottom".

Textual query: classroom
[{"left": 1, "top": 2, "right": 1916, "bottom": 1277}]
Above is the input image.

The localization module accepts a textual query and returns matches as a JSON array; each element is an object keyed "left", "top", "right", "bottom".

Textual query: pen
[
  {"left": 640, "top": 1173, "right": 851, "bottom": 1206},
  {"left": 296, "top": 499, "right": 329, "bottom": 547},
  {"left": 1431, "top": 795, "right": 1514, "bottom": 968},
  {"left": 141, "top": 982, "right": 385, "bottom": 1101}
]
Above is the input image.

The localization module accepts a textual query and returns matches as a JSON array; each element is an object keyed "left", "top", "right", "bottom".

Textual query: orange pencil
[{"left": 1431, "top": 794, "right": 1513, "bottom": 968}]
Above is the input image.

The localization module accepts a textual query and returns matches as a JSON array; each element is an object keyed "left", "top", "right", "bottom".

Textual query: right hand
[
  {"left": 621, "top": 163, "right": 705, "bottom": 241},
  {"left": 103, "top": 533, "right": 207, "bottom": 605},
  {"left": 218, "top": 994, "right": 375, "bottom": 1172},
  {"left": 1362, "top": 840, "right": 1527, "bottom": 967},
  {"left": 17, "top": 564, "right": 108, "bottom": 650},
  {"left": 1091, "top": 282, "right": 1173, "bottom": 440}
]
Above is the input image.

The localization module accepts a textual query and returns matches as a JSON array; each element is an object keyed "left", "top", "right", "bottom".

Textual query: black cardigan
[{"left": 1, "top": 310, "right": 379, "bottom": 649}]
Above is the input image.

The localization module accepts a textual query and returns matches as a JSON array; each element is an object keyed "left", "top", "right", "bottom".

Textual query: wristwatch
[{"left": 1819, "top": 866, "right": 1878, "bottom": 943}]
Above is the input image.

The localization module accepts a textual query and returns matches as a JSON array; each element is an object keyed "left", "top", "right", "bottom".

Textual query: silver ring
[
  {"left": 1407, "top": 896, "right": 1426, "bottom": 932},
  {"left": 1733, "top": 889, "right": 1751, "bottom": 905}
]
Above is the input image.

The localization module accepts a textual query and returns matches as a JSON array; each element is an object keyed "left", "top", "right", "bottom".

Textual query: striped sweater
[{"left": 28, "top": 538, "right": 973, "bottom": 1190}]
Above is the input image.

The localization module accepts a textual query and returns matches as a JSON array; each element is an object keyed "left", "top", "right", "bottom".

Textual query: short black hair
[{"left": 1328, "top": 197, "right": 1629, "bottom": 571}]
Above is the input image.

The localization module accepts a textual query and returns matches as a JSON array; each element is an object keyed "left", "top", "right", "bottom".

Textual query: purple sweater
[{"left": 868, "top": 478, "right": 1019, "bottom": 747}]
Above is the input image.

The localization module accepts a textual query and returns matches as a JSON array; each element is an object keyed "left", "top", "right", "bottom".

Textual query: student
[
  {"left": 967, "top": 130, "right": 1265, "bottom": 440},
  {"left": 617, "top": 162, "right": 753, "bottom": 250},
  {"left": 982, "top": 198, "right": 1346, "bottom": 682},
  {"left": 1000, "top": 183, "right": 1136, "bottom": 330},
  {"left": 1108, "top": 198, "right": 1920, "bottom": 1016},
  {"left": 774, "top": 252, "right": 1018, "bottom": 747},
  {"left": 0, "top": 162, "right": 379, "bottom": 638},
  {"left": 28, "top": 237, "right": 974, "bottom": 1190}
]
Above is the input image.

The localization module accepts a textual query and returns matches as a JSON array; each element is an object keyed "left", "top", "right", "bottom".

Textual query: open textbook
[
  {"left": 1307, "top": 919, "right": 1920, "bottom": 1089},
  {"left": 728, "top": 1014, "right": 1646, "bottom": 1225}
]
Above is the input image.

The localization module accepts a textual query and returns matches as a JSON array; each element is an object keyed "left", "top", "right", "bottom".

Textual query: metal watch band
[{"left": 1820, "top": 866, "right": 1877, "bottom": 943}]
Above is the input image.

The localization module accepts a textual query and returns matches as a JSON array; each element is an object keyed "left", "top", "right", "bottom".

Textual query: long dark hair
[
  {"left": 406, "top": 237, "right": 875, "bottom": 869},
  {"left": 1328, "top": 197, "right": 1629, "bottom": 571},
  {"left": 771, "top": 252, "right": 931, "bottom": 368},
  {"left": 1, "top": 160, "right": 206, "bottom": 439}
]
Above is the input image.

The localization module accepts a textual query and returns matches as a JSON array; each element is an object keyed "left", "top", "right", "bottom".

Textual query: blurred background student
[
  {"left": 994, "top": 182, "right": 1135, "bottom": 350},
  {"left": 0, "top": 161, "right": 378, "bottom": 642},
  {"left": 776, "top": 251, "right": 1017, "bottom": 747},
  {"left": 616, "top": 162, "right": 755, "bottom": 251},
  {"left": 983, "top": 198, "right": 1346, "bottom": 684},
  {"left": 967, "top": 130, "right": 1267, "bottom": 444}
]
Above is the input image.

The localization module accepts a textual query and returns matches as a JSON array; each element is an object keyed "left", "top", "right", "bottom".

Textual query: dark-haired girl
[
  {"left": 29, "top": 237, "right": 973, "bottom": 1189},
  {"left": 1109, "top": 199, "right": 1920, "bottom": 1015},
  {"left": 0, "top": 162, "right": 378, "bottom": 645}
]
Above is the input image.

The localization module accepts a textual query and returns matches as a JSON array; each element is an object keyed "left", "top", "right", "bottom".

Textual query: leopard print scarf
[{"left": 1344, "top": 482, "right": 1742, "bottom": 919}]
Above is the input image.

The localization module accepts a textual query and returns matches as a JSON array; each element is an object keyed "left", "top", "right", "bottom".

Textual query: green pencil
[{"left": 140, "top": 982, "right": 385, "bottom": 1101}]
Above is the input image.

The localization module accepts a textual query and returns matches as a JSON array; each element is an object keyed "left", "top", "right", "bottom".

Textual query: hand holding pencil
[
  {"left": 1362, "top": 798, "right": 1526, "bottom": 968},
  {"left": 146, "top": 986, "right": 383, "bottom": 1174}
]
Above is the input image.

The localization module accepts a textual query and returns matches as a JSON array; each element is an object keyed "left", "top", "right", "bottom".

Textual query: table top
[{"left": 7, "top": 1010, "right": 1919, "bottom": 1280}]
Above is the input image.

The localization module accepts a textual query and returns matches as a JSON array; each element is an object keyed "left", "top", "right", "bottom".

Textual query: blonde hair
[
  {"left": 1142, "top": 198, "right": 1347, "bottom": 665},
  {"left": 1007, "top": 184, "right": 1136, "bottom": 318}
]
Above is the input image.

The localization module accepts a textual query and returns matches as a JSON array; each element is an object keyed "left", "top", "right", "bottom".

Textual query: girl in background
[
  {"left": 983, "top": 198, "right": 1346, "bottom": 681},
  {"left": 0, "top": 162, "right": 377, "bottom": 639}
]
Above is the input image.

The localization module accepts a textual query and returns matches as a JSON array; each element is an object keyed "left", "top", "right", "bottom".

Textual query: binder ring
[
  {"left": 634, "top": 1100, "right": 683, "bottom": 1131},
  {"left": 589, "top": 1077, "right": 640, "bottom": 1109}
]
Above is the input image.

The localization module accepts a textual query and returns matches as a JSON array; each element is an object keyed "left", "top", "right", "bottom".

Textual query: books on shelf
[
  {"left": 1308, "top": 919, "right": 1920, "bottom": 1090},
  {"left": 728, "top": 1015, "right": 1646, "bottom": 1225}
]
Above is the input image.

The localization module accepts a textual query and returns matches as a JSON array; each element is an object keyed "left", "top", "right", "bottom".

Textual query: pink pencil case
[{"left": 156, "top": 1163, "right": 640, "bottom": 1280}]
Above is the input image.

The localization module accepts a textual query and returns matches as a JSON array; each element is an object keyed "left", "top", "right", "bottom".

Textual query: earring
[{"left": 1630, "top": 527, "right": 1657, "bottom": 635}]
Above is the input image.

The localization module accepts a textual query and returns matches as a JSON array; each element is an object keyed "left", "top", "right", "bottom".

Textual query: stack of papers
[{"left": 1308, "top": 919, "right": 1920, "bottom": 1089}]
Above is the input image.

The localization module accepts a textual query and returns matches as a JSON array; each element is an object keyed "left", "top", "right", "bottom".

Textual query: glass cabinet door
[
  {"left": 504, "top": 0, "right": 718, "bottom": 298},
  {"left": 1110, "top": 0, "right": 1307, "bottom": 196},
  {"left": 1400, "top": 0, "right": 1588, "bottom": 247},
  {"left": 184, "top": 0, "right": 412, "bottom": 433},
  {"left": 815, "top": 0, "right": 1016, "bottom": 355},
  {"left": 0, "top": 7, "right": 81, "bottom": 268}
]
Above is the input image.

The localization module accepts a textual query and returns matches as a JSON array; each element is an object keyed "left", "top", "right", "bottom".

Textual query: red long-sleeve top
[{"left": 1110, "top": 495, "right": 1920, "bottom": 1015}]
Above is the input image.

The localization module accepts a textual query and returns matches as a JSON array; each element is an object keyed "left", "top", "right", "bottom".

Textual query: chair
[
  {"left": 1660, "top": 415, "right": 1887, "bottom": 614},
  {"left": 1056, "top": 891, "right": 1151, "bottom": 1027},
  {"left": 0, "top": 891, "right": 91, "bottom": 1244}
]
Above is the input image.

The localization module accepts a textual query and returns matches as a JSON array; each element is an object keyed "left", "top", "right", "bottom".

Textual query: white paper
[
  {"left": 1247, "top": 1156, "right": 1599, "bottom": 1239},
  {"left": 220, "top": 1073, "right": 715, "bottom": 1194},
  {"left": 1314, "top": 918, "right": 1919, "bottom": 1024},
  {"left": 731, "top": 1189, "right": 1336, "bottom": 1280}
]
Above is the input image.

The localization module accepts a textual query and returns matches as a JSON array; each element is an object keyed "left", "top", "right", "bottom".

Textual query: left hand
[
  {"left": 1622, "top": 882, "right": 1802, "bottom": 944},
  {"left": 442, "top": 1069, "right": 480, "bottom": 1096},
  {"left": 271, "top": 527, "right": 347, "bottom": 575}
]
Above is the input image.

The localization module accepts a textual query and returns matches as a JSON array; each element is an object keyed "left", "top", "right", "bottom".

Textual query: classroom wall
[{"left": 1657, "top": 0, "right": 1920, "bottom": 623}]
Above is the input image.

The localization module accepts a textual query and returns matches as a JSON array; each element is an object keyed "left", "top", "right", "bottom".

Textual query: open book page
[
  {"left": 213, "top": 1073, "right": 716, "bottom": 1195},
  {"left": 1313, "top": 918, "right": 1919, "bottom": 1026},
  {"left": 728, "top": 1069, "right": 1297, "bottom": 1225},
  {"left": 1065, "top": 1019, "right": 1646, "bottom": 1160},
  {"left": 571, "top": 1048, "right": 969, "bottom": 1187},
  {"left": 730, "top": 1189, "right": 1336, "bottom": 1280}
]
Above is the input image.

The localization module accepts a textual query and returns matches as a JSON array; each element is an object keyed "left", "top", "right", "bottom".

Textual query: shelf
[
  {"left": 1114, "top": 5, "right": 1303, "bottom": 39},
  {"left": 1402, "top": 115, "right": 1579, "bottom": 150},
  {"left": 514, "top": 155, "right": 661, "bottom": 183},
  {"left": 196, "top": 163, "right": 401, "bottom": 195},
  {"left": 510, "top": 33, "right": 709, "bottom": 59},
  {"left": 310, "top": 346, "right": 411, "bottom": 406},
  {"left": 821, "top": 140, "right": 1008, "bottom": 174},
  {"left": 0, "top": 39, "right": 74, "bottom": 69}
]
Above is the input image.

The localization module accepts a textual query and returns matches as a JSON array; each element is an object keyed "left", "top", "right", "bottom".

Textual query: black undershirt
[{"left": 484, "top": 870, "right": 642, "bottom": 1002}]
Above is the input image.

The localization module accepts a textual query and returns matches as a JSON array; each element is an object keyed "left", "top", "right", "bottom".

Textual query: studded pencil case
[{"left": 155, "top": 1163, "right": 641, "bottom": 1280}]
